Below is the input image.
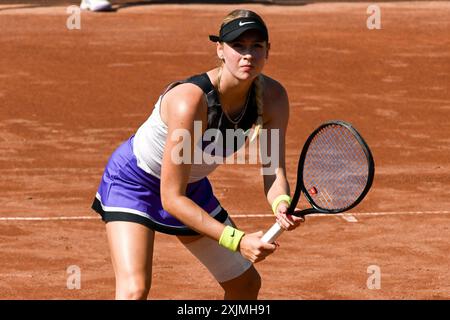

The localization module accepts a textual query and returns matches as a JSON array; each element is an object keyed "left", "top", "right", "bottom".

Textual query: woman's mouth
[{"left": 240, "top": 65, "right": 254, "bottom": 71}]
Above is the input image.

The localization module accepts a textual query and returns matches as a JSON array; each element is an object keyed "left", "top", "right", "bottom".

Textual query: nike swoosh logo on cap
[{"left": 239, "top": 21, "right": 255, "bottom": 27}]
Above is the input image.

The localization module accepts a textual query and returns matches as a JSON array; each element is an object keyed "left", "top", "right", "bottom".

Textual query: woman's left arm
[{"left": 261, "top": 78, "right": 304, "bottom": 231}]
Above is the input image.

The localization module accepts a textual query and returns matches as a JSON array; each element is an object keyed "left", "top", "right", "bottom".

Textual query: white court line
[
  {"left": 0, "top": 211, "right": 449, "bottom": 221},
  {"left": 232, "top": 210, "right": 450, "bottom": 218},
  {"left": 342, "top": 214, "right": 358, "bottom": 223},
  {"left": 0, "top": 216, "right": 98, "bottom": 221}
]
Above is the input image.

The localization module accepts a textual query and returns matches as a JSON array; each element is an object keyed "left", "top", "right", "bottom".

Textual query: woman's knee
[
  {"left": 116, "top": 275, "right": 151, "bottom": 300},
  {"left": 221, "top": 266, "right": 261, "bottom": 298}
]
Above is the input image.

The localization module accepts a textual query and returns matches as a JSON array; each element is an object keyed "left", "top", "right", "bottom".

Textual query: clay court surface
[{"left": 0, "top": 1, "right": 449, "bottom": 299}]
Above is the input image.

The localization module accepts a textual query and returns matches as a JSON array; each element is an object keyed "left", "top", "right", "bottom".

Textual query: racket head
[{"left": 289, "top": 120, "right": 375, "bottom": 215}]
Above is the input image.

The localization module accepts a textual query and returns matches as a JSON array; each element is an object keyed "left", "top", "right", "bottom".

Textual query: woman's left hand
[{"left": 274, "top": 202, "right": 305, "bottom": 231}]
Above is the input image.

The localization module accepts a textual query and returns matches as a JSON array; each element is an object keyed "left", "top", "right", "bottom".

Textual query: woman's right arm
[
  {"left": 160, "top": 84, "right": 225, "bottom": 241},
  {"left": 160, "top": 84, "right": 276, "bottom": 262}
]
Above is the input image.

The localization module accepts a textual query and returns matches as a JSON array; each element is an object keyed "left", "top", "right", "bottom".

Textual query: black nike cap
[{"left": 209, "top": 17, "right": 269, "bottom": 43}]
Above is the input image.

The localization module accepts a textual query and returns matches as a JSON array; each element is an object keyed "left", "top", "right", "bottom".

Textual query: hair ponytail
[{"left": 250, "top": 74, "right": 264, "bottom": 143}]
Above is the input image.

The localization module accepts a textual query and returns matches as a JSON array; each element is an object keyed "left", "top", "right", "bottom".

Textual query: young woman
[{"left": 92, "top": 9, "right": 305, "bottom": 300}]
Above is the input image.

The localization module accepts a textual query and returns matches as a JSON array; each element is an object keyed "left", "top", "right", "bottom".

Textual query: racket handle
[{"left": 261, "top": 222, "right": 284, "bottom": 243}]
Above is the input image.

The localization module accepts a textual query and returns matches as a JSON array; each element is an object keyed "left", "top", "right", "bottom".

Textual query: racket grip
[{"left": 261, "top": 222, "right": 284, "bottom": 243}]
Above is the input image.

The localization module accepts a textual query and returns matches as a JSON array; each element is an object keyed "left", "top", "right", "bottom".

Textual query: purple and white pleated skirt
[{"left": 91, "top": 136, "right": 228, "bottom": 235}]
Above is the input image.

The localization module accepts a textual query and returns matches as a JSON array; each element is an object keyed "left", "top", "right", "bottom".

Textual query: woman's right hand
[{"left": 238, "top": 231, "right": 277, "bottom": 263}]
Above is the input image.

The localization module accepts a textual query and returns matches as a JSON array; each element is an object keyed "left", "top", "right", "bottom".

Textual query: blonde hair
[
  {"left": 250, "top": 74, "right": 264, "bottom": 142},
  {"left": 218, "top": 9, "right": 268, "bottom": 142}
]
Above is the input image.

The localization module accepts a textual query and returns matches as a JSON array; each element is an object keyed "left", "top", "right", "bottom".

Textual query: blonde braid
[{"left": 250, "top": 74, "right": 264, "bottom": 143}]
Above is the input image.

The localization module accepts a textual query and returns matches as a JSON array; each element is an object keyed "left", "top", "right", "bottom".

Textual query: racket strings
[
  {"left": 303, "top": 124, "right": 370, "bottom": 210},
  {"left": 308, "top": 128, "right": 367, "bottom": 208}
]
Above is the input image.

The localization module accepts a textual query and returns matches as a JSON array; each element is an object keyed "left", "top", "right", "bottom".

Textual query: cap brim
[
  {"left": 220, "top": 25, "right": 268, "bottom": 43},
  {"left": 209, "top": 35, "right": 220, "bottom": 42}
]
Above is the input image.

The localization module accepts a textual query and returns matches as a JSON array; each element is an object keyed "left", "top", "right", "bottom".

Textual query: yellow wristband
[
  {"left": 271, "top": 194, "right": 292, "bottom": 214},
  {"left": 219, "top": 226, "right": 245, "bottom": 252}
]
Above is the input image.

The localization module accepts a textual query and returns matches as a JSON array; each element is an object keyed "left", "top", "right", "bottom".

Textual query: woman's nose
[{"left": 241, "top": 48, "right": 253, "bottom": 59}]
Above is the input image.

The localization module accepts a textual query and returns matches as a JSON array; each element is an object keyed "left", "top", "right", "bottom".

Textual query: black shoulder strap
[
  {"left": 184, "top": 73, "right": 215, "bottom": 96},
  {"left": 185, "top": 74, "right": 222, "bottom": 127},
  {"left": 160, "top": 73, "right": 222, "bottom": 129},
  {"left": 162, "top": 73, "right": 219, "bottom": 107}
]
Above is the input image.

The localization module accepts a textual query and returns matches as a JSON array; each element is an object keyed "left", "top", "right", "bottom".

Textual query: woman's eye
[{"left": 230, "top": 42, "right": 264, "bottom": 51}]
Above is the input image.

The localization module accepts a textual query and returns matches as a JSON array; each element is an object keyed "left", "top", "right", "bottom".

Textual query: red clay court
[{"left": 0, "top": 1, "right": 449, "bottom": 299}]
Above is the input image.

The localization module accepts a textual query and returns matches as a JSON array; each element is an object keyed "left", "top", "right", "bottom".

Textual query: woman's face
[{"left": 218, "top": 29, "right": 269, "bottom": 82}]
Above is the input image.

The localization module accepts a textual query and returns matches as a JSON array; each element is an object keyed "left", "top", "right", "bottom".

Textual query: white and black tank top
[{"left": 133, "top": 73, "right": 258, "bottom": 182}]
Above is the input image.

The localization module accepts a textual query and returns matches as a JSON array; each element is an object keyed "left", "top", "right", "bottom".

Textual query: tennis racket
[{"left": 261, "top": 120, "right": 375, "bottom": 243}]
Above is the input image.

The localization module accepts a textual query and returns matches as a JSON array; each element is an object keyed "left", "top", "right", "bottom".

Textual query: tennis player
[{"left": 92, "top": 9, "right": 305, "bottom": 300}]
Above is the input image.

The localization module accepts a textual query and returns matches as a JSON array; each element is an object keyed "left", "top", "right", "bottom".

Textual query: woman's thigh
[{"left": 106, "top": 221, "right": 155, "bottom": 285}]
